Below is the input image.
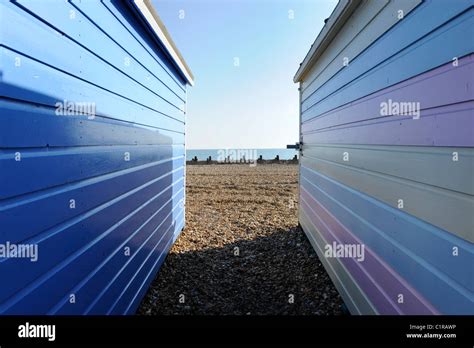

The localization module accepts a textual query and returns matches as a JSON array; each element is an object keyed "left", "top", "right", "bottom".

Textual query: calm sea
[{"left": 186, "top": 148, "right": 298, "bottom": 161}]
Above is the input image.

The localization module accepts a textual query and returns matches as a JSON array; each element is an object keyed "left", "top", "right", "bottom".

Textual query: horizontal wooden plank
[
  {"left": 0, "top": 159, "right": 184, "bottom": 246},
  {"left": 101, "top": 0, "right": 186, "bottom": 91},
  {"left": 0, "top": 145, "right": 184, "bottom": 200},
  {"left": 0, "top": 99, "right": 184, "bottom": 149},
  {"left": 92, "top": 212, "right": 182, "bottom": 314},
  {"left": 301, "top": 0, "right": 390, "bottom": 96},
  {"left": 72, "top": 0, "right": 185, "bottom": 99},
  {"left": 2, "top": 2, "right": 184, "bottom": 120},
  {"left": 0, "top": 0, "right": 188, "bottom": 315},
  {"left": 301, "top": 155, "right": 473, "bottom": 242},
  {"left": 107, "top": 214, "right": 180, "bottom": 314},
  {"left": 300, "top": 166, "right": 474, "bottom": 314},
  {"left": 1, "top": 62, "right": 184, "bottom": 136},
  {"left": 302, "top": 54, "right": 474, "bottom": 134},
  {"left": 302, "top": 101, "right": 474, "bottom": 147},
  {"left": 301, "top": 3, "right": 474, "bottom": 120},
  {"left": 0, "top": 5, "right": 184, "bottom": 125},
  {"left": 1, "top": 194, "right": 184, "bottom": 314},
  {"left": 303, "top": 144, "right": 474, "bottom": 195},
  {"left": 300, "top": 192, "right": 438, "bottom": 314},
  {"left": 1, "top": 48, "right": 185, "bottom": 131},
  {"left": 2, "top": 54, "right": 183, "bottom": 132},
  {"left": 302, "top": 0, "right": 421, "bottom": 99},
  {"left": 50, "top": 209, "right": 183, "bottom": 314},
  {"left": 14, "top": 0, "right": 185, "bottom": 108},
  {"left": 299, "top": 210, "right": 377, "bottom": 315},
  {"left": 0, "top": 174, "right": 184, "bottom": 309}
]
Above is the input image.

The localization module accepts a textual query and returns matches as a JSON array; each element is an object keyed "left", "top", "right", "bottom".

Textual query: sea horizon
[{"left": 186, "top": 148, "right": 298, "bottom": 161}]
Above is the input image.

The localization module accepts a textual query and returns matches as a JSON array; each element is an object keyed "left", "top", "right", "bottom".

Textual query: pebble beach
[{"left": 138, "top": 164, "right": 343, "bottom": 315}]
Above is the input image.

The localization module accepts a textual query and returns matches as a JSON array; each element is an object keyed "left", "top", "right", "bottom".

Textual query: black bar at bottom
[{"left": 0, "top": 315, "right": 472, "bottom": 347}]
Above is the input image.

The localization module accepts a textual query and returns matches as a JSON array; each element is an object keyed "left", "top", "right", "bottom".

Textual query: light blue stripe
[
  {"left": 300, "top": 165, "right": 474, "bottom": 314},
  {"left": 302, "top": 1, "right": 474, "bottom": 121}
]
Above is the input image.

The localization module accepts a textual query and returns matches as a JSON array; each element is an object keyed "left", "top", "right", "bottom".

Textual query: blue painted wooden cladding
[
  {"left": 296, "top": 0, "right": 474, "bottom": 315},
  {"left": 0, "top": 0, "right": 190, "bottom": 314}
]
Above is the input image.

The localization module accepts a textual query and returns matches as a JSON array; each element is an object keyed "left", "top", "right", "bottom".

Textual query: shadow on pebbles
[{"left": 137, "top": 164, "right": 343, "bottom": 315}]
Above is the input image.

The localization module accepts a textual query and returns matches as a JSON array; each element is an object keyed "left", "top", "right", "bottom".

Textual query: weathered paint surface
[
  {"left": 298, "top": 0, "right": 474, "bottom": 315},
  {"left": 0, "top": 0, "right": 187, "bottom": 314}
]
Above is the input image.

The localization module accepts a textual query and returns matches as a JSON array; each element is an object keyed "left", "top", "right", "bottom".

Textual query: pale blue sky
[{"left": 153, "top": 0, "right": 338, "bottom": 149}]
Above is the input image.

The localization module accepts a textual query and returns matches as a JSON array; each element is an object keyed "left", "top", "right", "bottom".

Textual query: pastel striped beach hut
[
  {"left": 294, "top": 0, "right": 473, "bottom": 314},
  {"left": 0, "top": 0, "right": 193, "bottom": 314}
]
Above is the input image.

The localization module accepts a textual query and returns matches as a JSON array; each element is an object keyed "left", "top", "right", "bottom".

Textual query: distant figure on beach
[
  {"left": 192, "top": 156, "right": 198, "bottom": 162},
  {"left": 274, "top": 155, "right": 280, "bottom": 161},
  {"left": 206, "top": 156, "right": 212, "bottom": 164}
]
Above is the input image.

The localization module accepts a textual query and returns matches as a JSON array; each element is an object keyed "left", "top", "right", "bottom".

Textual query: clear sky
[{"left": 152, "top": 0, "right": 338, "bottom": 149}]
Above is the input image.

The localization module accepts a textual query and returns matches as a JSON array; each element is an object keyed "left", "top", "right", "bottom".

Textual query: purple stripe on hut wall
[
  {"left": 301, "top": 55, "right": 474, "bottom": 147},
  {"left": 302, "top": 54, "right": 473, "bottom": 133},
  {"left": 300, "top": 188, "right": 439, "bottom": 315},
  {"left": 302, "top": 102, "right": 473, "bottom": 147}
]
